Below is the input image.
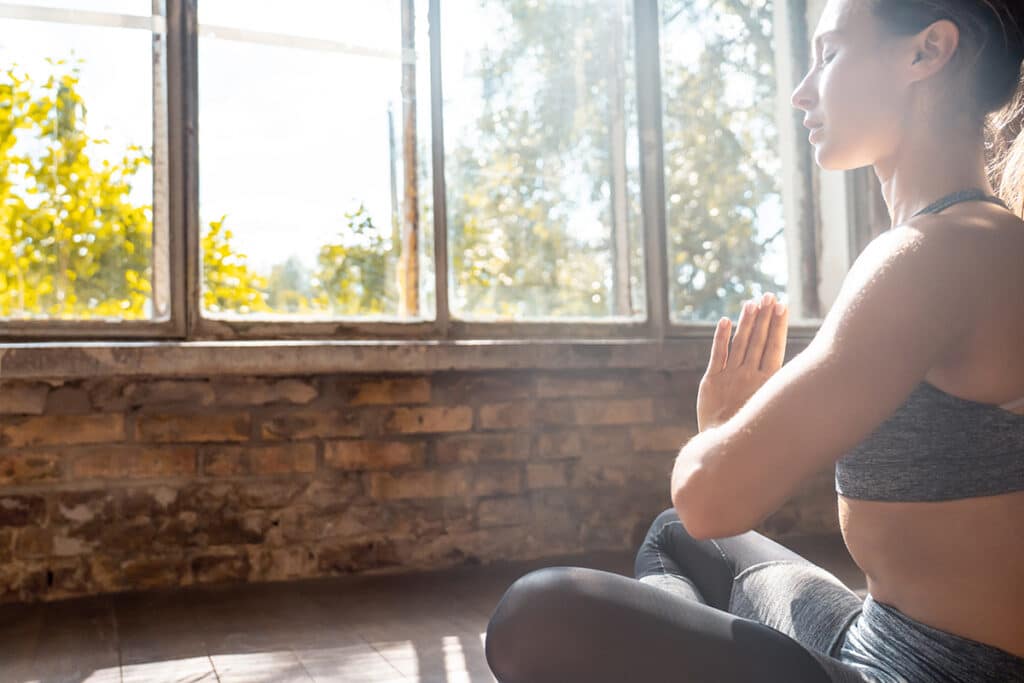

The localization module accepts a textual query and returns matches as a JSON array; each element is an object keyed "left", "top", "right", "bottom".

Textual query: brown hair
[{"left": 871, "top": 1, "right": 1024, "bottom": 215}]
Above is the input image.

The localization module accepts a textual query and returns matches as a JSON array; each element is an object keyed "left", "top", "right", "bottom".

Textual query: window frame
[{"left": 0, "top": 0, "right": 871, "bottom": 344}]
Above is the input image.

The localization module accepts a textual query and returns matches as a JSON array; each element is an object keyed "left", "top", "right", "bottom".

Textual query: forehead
[{"left": 813, "top": 0, "right": 873, "bottom": 41}]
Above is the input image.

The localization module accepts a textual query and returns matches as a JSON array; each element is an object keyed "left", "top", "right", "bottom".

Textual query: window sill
[{"left": 0, "top": 333, "right": 817, "bottom": 380}]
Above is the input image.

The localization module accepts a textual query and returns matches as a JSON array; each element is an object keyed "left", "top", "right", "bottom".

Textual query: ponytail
[{"left": 985, "top": 75, "right": 1024, "bottom": 217}]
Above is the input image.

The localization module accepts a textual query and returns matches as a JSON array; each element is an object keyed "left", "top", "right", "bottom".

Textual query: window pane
[
  {"left": 0, "top": 1, "right": 162, "bottom": 320},
  {"left": 661, "top": 0, "right": 788, "bottom": 322},
  {"left": 443, "top": 0, "right": 645, "bottom": 321},
  {"left": 198, "top": 0, "right": 434, "bottom": 320}
]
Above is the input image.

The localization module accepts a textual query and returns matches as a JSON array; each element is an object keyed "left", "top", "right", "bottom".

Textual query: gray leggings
[{"left": 485, "top": 507, "right": 1024, "bottom": 682}]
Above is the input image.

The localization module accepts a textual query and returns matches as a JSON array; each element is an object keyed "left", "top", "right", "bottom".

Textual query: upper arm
[{"left": 678, "top": 224, "right": 980, "bottom": 538}]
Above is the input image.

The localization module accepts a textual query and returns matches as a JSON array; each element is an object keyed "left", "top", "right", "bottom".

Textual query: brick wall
[{"left": 0, "top": 369, "right": 839, "bottom": 603}]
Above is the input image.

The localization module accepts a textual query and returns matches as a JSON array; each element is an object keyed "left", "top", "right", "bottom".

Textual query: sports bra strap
[{"left": 912, "top": 188, "right": 1009, "bottom": 217}]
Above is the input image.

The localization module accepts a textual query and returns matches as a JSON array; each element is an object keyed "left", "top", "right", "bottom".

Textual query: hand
[{"left": 697, "top": 292, "right": 789, "bottom": 432}]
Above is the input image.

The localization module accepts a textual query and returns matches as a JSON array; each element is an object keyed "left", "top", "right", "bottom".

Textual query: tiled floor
[{"left": 0, "top": 535, "right": 866, "bottom": 683}]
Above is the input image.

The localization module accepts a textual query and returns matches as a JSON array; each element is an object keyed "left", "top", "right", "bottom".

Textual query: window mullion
[
  {"left": 429, "top": 0, "right": 450, "bottom": 339},
  {"left": 634, "top": 0, "right": 668, "bottom": 341}
]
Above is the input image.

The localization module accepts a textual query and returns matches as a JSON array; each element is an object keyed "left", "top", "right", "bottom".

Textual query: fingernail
[
  {"left": 744, "top": 301, "right": 755, "bottom": 314},
  {"left": 762, "top": 292, "right": 773, "bottom": 306},
  {"left": 775, "top": 302, "right": 786, "bottom": 315}
]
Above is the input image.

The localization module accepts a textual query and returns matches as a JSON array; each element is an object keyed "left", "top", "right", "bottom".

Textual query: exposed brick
[
  {"left": 349, "top": 378, "right": 430, "bottom": 405},
  {"left": 384, "top": 406, "right": 472, "bottom": 434},
  {"left": 14, "top": 526, "right": 52, "bottom": 557},
  {"left": 537, "top": 430, "right": 583, "bottom": 459},
  {"left": 0, "top": 452, "right": 60, "bottom": 486},
  {"left": 192, "top": 548, "right": 251, "bottom": 584},
  {"left": 434, "top": 433, "right": 530, "bottom": 465},
  {"left": 369, "top": 470, "right": 470, "bottom": 500},
  {"left": 0, "top": 415, "right": 124, "bottom": 448},
  {"left": 203, "top": 443, "right": 317, "bottom": 477},
  {"left": 535, "top": 374, "right": 626, "bottom": 398},
  {"left": 574, "top": 398, "right": 654, "bottom": 425},
  {"left": 70, "top": 445, "right": 197, "bottom": 480},
  {"left": 431, "top": 373, "right": 532, "bottom": 403},
  {"left": 527, "top": 462, "right": 570, "bottom": 490},
  {"left": 0, "top": 496, "right": 46, "bottom": 528},
  {"left": 477, "top": 497, "right": 530, "bottom": 528},
  {"left": 215, "top": 379, "right": 318, "bottom": 406},
  {"left": 0, "top": 382, "right": 49, "bottom": 415},
  {"left": 629, "top": 425, "right": 695, "bottom": 452},
  {"left": 44, "top": 386, "right": 91, "bottom": 414},
  {"left": 324, "top": 440, "right": 424, "bottom": 471},
  {"left": 473, "top": 465, "right": 523, "bottom": 496},
  {"left": 478, "top": 402, "right": 533, "bottom": 430},
  {"left": 260, "top": 410, "right": 364, "bottom": 441},
  {"left": 136, "top": 413, "right": 249, "bottom": 443},
  {"left": 122, "top": 380, "right": 216, "bottom": 407}
]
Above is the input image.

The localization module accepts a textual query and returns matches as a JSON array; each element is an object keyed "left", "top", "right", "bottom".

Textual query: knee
[{"left": 484, "top": 567, "right": 586, "bottom": 682}]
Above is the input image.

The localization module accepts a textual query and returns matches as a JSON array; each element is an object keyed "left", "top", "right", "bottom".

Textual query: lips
[{"left": 803, "top": 118, "right": 823, "bottom": 129}]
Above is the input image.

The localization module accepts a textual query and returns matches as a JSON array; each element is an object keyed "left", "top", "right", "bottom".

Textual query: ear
[{"left": 908, "top": 19, "right": 959, "bottom": 81}]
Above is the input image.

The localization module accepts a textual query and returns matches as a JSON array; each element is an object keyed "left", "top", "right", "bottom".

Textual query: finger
[
  {"left": 760, "top": 300, "right": 790, "bottom": 371},
  {"left": 726, "top": 300, "right": 757, "bottom": 369},
  {"left": 742, "top": 292, "right": 776, "bottom": 366},
  {"left": 706, "top": 317, "right": 731, "bottom": 375}
]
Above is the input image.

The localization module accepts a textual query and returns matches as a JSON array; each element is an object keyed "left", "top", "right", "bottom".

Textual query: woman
[{"left": 484, "top": 1, "right": 1024, "bottom": 681}]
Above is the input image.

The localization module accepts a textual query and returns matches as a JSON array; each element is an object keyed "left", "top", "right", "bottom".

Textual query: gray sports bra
[{"left": 834, "top": 188, "right": 1024, "bottom": 502}]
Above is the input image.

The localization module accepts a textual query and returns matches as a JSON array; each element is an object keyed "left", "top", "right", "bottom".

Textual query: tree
[
  {"left": 200, "top": 216, "right": 270, "bottom": 315},
  {"left": 313, "top": 203, "right": 395, "bottom": 315},
  {"left": 0, "top": 60, "right": 152, "bottom": 319}
]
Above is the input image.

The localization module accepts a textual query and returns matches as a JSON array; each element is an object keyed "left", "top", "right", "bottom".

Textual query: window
[
  {"left": 0, "top": 0, "right": 172, "bottom": 329},
  {"left": 0, "top": 0, "right": 849, "bottom": 341},
  {"left": 660, "top": 0, "right": 788, "bottom": 323}
]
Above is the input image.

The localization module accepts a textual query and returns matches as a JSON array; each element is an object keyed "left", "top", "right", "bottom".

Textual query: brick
[
  {"left": 0, "top": 496, "right": 46, "bottom": 528},
  {"left": 260, "top": 410, "right": 364, "bottom": 440},
  {"left": 527, "top": 462, "right": 570, "bottom": 490},
  {"left": 215, "top": 379, "right": 318, "bottom": 406},
  {"left": 349, "top": 378, "right": 430, "bottom": 405},
  {"left": 0, "top": 415, "right": 124, "bottom": 448},
  {"left": 122, "top": 380, "right": 216, "bottom": 407},
  {"left": 434, "top": 433, "right": 530, "bottom": 465},
  {"left": 431, "top": 373, "right": 532, "bottom": 403},
  {"left": 70, "top": 445, "right": 196, "bottom": 480},
  {"left": 477, "top": 497, "right": 530, "bottom": 528},
  {"left": 0, "top": 452, "right": 60, "bottom": 486},
  {"left": 137, "top": 413, "right": 249, "bottom": 443},
  {"left": 192, "top": 549, "right": 251, "bottom": 584},
  {"left": 574, "top": 398, "right": 654, "bottom": 425},
  {"left": 324, "top": 440, "right": 424, "bottom": 471},
  {"left": 537, "top": 431, "right": 583, "bottom": 459},
  {"left": 369, "top": 470, "right": 470, "bottom": 500},
  {"left": 203, "top": 443, "right": 317, "bottom": 477},
  {"left": 535, "top": 374, "right": 626, "bottom": 398},
  {"left": 14, "top": 527, "right": 52, "bottom": 557},
  {"left": 384, "top": 406, "right": 472, "bottom": 434},
  {"left": 629, "top": 425, "right": 695, "bottom": 452},
  {"left": 0, "top": 382, "right": 49, "bottom": 415},
  {"left": 473, "top": 465, "right": 523, "bottom": 496},
  {"left": 478, "top": 402, "right": 533, "bottom": 430}
]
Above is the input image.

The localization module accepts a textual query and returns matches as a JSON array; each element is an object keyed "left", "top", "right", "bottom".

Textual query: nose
[{"left": 790, "top": 70, "right": 816, "bottom": 111}]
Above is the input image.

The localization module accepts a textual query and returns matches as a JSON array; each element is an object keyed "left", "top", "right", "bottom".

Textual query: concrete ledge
[{"left": 0, "top": 335, "right": 817, "bottom": 380}]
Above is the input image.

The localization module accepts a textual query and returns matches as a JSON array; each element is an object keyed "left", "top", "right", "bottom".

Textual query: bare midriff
[{"left": 838, "top": 490, "right": 1024, "bottom": 659}]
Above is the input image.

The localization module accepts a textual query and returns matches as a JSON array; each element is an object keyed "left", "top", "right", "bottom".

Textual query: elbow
[{"left": 671, "top": 477, "right": 721, "bottom": 541}]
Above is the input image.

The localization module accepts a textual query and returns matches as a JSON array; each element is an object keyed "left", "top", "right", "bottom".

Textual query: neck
[{"left": 872, "top": 120, "right": 994, "bottom": 228}]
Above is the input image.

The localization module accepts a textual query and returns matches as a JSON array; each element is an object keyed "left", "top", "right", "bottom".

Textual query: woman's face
[{"left": 791, "top": 0, "right": 916, "bottom": 170}]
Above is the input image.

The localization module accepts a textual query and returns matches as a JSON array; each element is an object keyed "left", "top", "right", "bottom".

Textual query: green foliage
[
  {"left": 201, "top": 216, "right": 270, "bottom": 314},
  {"left": 0, "top": 60, "right": 152, "bottom": 319},
  {"left": 313, "top": 204, "right": 397, "bottom": 315}
]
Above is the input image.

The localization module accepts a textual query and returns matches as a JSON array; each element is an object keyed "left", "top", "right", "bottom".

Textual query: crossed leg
[{"left": 484, "top": 508, "right": 869, "bottom": 683}]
